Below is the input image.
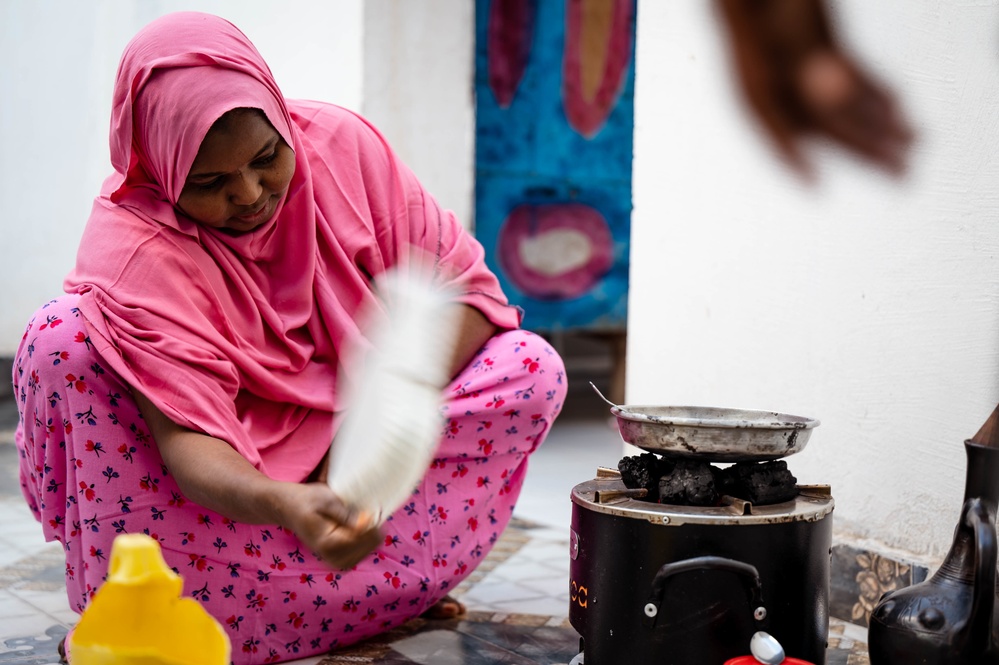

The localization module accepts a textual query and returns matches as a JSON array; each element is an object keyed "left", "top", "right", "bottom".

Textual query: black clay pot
[{"left": 868, "top": 440, "right": 999, "bottom": 665}]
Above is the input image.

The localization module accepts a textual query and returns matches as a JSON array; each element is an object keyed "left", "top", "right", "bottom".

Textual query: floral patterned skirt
[{"left": 12, "top": 294, "right": 566, "bottom": 664}]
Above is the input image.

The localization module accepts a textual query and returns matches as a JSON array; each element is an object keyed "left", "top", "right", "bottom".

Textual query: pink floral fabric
[{"left": 13, "top": 295, "right": 565, "bottom": 664}]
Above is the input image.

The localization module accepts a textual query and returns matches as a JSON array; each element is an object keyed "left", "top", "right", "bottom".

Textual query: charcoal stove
[{"left": 569, "top": 398, "right": 833, "bottom": 665}]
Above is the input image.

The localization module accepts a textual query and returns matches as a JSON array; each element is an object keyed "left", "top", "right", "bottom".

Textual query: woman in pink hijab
[{"left": 13, "top": 12, "right": 565, "bottom": 664}]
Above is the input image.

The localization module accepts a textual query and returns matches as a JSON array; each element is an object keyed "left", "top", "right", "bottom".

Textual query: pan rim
[{"left": 610, "top": 405, "right": 820, "bottom": 431}]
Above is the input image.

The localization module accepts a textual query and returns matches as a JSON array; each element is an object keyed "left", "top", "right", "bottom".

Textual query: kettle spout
[{"left": 970, "top": 404, "right": 999, "bottom": 448}]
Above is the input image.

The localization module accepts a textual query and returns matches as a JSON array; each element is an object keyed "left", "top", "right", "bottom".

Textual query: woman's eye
[
  {"left": 193, "top": 177, "right": 224, "bottom": 191},
  {"left": 253, "top": 152, "right": 278, "bottom": 167}
]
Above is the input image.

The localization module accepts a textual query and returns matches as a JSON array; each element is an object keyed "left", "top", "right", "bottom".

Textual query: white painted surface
[
  {"left": 361, "top": 0, "right": 476, "bottom": 228},
  {"left": 0, "top": 0, "right": 363, "bottom": 354},
  {"left": 630, "top": 1, "right": 999, "bottom": 562}
]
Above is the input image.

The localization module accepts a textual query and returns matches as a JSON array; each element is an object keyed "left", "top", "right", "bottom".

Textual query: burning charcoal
[
  {"left": 618, "top": 453, "right": 672, "bottom": 494},
  {"left": 720, "top": 460, "right": 798, "bottom": 505},
  {"left": 657, "top": 460, "right": 718, "bottom": 506}
]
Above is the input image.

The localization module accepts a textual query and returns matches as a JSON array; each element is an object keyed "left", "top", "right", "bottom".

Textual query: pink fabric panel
[
  {"left": 562, "top": 0, "right": 634, "bottom": 138},
  {"left": 487, "top": 0, "right": 537, "bottom": 108}
]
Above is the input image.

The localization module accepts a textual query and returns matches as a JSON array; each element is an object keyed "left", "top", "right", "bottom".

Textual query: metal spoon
[
  {"left": 750, "top": 631, "right": 785, "bottom": 665},
  {"left": 590, "top": 381, "right": 627, "bottom": 411}
]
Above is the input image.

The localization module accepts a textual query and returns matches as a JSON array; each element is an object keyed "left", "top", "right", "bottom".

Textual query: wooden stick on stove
[{"left": 970, "top": 403, "right": 999, "bottom": 448}]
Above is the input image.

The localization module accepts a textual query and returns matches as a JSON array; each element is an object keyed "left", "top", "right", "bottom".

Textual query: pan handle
[
  {"left": 642, "top": 555, "right": 769, "bottom": 631},
  {"left": 589, "top": 381, "right": 619, "bottom": 409},
  {"left": 589, "top": 382, "right": 635, "bottom": 416}
]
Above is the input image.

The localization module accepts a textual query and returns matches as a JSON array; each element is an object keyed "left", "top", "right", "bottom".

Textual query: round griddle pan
[{"left": 592, "top": 383, "right": 819, "bottom": 462}]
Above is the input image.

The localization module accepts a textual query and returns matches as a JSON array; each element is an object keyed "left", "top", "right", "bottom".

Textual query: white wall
[
  {"left": 630, "top": 0, "right": 999, "bottom": 563},
  {"left": 361, "top": 0, "right": 476, "bottom": 229},
  {"left": 0, "top": 0, "right": 363, "bottom": 355}
]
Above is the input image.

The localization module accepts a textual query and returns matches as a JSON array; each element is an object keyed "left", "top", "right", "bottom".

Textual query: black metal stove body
[{"left": 569, "top": 470, "right": 834, "bottom": 665}]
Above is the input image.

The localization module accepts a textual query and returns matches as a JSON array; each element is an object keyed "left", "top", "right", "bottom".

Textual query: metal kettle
[{"left": 868, "top": 407, "right": 999, "bottom": 665}]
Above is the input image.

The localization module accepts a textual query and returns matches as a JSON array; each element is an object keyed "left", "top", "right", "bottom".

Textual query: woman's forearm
[
  {"left": 448, "top": 305, "right": 499, "bottom": 380},
  {"left": 135, "top": 390, "right": 382, "bottom": 568},
  {"left": 133, "top": 391, "right": 291, "bottom": 525}
]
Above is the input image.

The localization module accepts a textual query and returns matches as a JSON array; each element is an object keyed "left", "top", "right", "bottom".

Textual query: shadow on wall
[
  {"left": 547, "top": 330, "right": 624, "bottom": 420},
  {"left": 1, "top": 357, "right": 12, "bottom": 402},
  {"left": 1, "top": 356, "right": 16, "bottom": 431}
]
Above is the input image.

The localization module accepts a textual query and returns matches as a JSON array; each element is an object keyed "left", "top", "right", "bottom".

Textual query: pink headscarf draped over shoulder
[{"left": 65, "top": 12, "right": 520, "bottom": 481}]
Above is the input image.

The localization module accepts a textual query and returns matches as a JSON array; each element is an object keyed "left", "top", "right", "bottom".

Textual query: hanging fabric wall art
[{"left": 475, "top": 0, "right": 637, "bottom": 332}]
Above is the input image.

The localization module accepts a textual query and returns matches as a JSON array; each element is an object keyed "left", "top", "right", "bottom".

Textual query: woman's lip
[{"left": 233, "top": 201, "right": 271, "bottom": 224}]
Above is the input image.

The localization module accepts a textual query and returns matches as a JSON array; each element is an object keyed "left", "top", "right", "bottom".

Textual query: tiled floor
[{"left": 0, "top": 394, "right": 872, "bottom": 664}]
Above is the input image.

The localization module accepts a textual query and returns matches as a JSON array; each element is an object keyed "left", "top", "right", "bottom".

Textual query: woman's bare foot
[{"left": 421, "top": 594, "right": 467, "bottom": 620}]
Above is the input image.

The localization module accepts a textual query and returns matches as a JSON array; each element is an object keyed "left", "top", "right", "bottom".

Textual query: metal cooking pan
[{"left": 592, "top": 384, "right": 819, "bottom": 462}]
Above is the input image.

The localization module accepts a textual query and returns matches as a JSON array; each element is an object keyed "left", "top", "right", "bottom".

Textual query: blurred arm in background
[{"left": 715, "top": 0, "right": 914, "bottom": 179}]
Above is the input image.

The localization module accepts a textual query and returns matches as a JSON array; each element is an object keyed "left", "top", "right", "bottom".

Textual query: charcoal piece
[
  {"left": 714, "top": 465, "right": 741, "bottom": 498},
  {"left": 658, "top": 459, "right": 718, "bottom": 506},
  {"left": 720, "top": 460, "right": 798, "bottom": 505},
  {"left": 618, "top": 453, "right": 672, "bottom": 494}
]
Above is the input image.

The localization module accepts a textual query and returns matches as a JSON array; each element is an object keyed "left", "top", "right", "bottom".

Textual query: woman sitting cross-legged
[{"left": 12, "top": 12, "right": 565, "bottom": 664}]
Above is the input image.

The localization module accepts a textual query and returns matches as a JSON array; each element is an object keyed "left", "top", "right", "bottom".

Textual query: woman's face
[{"left": 177, "top": 109, "right": 295, "bottom": 233}]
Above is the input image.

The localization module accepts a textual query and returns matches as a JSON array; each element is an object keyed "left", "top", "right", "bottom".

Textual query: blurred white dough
[{"left": 326, "top": 267, "right": 459, "bottom": 525}]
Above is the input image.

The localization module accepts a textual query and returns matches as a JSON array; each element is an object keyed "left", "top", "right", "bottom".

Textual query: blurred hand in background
[{"left": 716, "top": 0, "right": 914, "bottom": 180}]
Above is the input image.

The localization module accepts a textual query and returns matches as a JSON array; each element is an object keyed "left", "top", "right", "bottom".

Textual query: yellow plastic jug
[{"left": 68, "top": 534, "right": 230, "bottom": 665}]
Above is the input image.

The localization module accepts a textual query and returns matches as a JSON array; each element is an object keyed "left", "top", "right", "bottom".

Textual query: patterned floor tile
[
  {"left": 316, "top": 613, "right": 578, "bottom": 665},
  {"left": 0, "top": 625, "right": 66, "bottom": 665}
]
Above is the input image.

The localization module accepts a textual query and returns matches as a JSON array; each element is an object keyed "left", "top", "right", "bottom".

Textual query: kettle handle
[
  {"left": 963, "top": 497, "right": 997, "bottom": 656},
  {"left": 642, "top": 555, "right": 767, "bottom": 630}
]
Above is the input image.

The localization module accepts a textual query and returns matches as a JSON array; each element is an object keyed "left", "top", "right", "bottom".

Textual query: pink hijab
[{"left": 66, "top": 12, "right": 520, "bottom": 481}]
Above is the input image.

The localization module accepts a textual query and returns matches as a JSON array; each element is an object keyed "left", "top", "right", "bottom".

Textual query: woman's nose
[{"left": 229, "top": 170, "right": 263, "bottom": 205}]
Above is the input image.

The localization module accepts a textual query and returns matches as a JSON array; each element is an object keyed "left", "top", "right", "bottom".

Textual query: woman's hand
[
  {"left": 272, "top": 482, "right": 382, "bottom": 570},
  {"left": 134, "top": 391, "right": 380, "bottom": 569}
]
